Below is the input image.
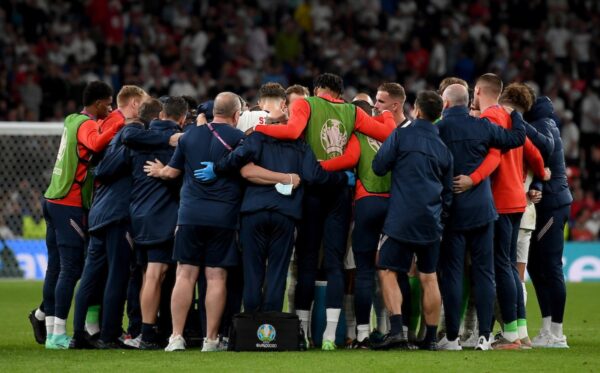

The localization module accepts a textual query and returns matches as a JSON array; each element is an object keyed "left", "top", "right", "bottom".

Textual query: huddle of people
[{"left": 28, "top": 71, "right": 571, "bottom": 352}]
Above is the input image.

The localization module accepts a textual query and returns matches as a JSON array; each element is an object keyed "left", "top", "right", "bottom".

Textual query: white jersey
[
  {"left": 237, "top": 110, "right": 268, "bottom": 133},
  {"left": 520, "top": 172, "right": 536, "bottom": 231}
]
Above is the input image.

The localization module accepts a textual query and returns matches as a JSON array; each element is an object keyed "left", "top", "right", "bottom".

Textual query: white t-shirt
[
  {"left": 546, "top": 27, "right": 571, "bottom": 58},
  {"left": 581, "top": 92, "right": 600, "bottom": 134},
  {"left": 237, "top": 110, "right": 268, "bottom": 133},
  {"left": 561, "top": 121, "right": 580, "bottom": 159}
]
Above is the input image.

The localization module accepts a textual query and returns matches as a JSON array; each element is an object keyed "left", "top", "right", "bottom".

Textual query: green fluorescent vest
[
  {"left": 356, "top": 133, "right": 391, "bottom": 193},
  {"left": 305, "top": 97, "right": 356, "bottom": 160},
  {"left": 44, "top": 113, "right": 94, "bottom": 209}
]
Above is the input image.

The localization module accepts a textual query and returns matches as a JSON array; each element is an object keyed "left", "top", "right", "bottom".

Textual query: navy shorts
[
  {"left": 378, "top": 235, "right": 440, "bottom": 274},
  {"left": 173, "top": 225, "right": 238, "bottom": 268},
  {"left": 137, "top": 239, "right": 174, "bottom": 265}
]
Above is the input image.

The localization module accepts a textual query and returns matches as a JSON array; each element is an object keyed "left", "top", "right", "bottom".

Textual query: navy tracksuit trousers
[
  {"left": 42, "top": 200, "right": 87, "bottom": 320},
  {"left": 73, "top": 221, "right": 132, "bottom": 342},
  {"left": 126, "top": 251, "right": 143, "bottom": 337},
  {"left": 295, "top": 186, "right": 352, "bottom": 311},
  {"left": 440, "top": 222, "right": 495, "bottom": 339},
  {"left": 241, "top": 211, "right": 296, "bottom": 312},
  {"left": 351, "top": 196, "right": 388, "bottom": 326},
  {"left": 494, "top": 213, "right": 525, "bottom": 325},
  {"left": 528, "top": 204, "right": 570, "bottom": 324}
]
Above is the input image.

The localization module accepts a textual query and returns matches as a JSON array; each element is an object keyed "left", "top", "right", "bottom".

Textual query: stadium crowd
[{"left": 1, "top": 0, "right": 599, "bottom": 240}]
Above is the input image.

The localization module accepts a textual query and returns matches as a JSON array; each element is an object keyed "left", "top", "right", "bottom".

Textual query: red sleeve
[
  {"left": 77, "top": 113, "right": 125, "bottom": 153},
  {"left": 320, "top": 134, "right": 360, "bottom": 172},
  {"left": 470, "top": 148, "right": 501, "bottom": 185},
  {"left": 354, "top": 109, "right": 395, "bottom": 142},
  {"left": 254, "top": 98, "right": 309, "bottom": 140},
  {"left": 524, "top": 137, "right": 546, "bottom": 178}
]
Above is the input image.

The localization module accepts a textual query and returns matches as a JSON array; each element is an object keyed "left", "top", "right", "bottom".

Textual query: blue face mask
[{"left": 275, "top": 182, "right": 293, "bottom": 196}]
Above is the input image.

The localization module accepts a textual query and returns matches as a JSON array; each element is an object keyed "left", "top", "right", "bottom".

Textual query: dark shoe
[
  {"left": 351, "top": 338, "right": 371, "bottom": 349},
  {"left": 417, "top": 340, "right": 438, "bottom": 351},
  {"left": 92, "top": 339, "right": 123, "bottom": 350},
  {"left": 371, "top": 332, "right": 408, "bottom": 350},
  {"left": 69, "top": 331, "right": 97, "bottom": 349},
  {"left": 138, "top": 340, "right": 163, "bottom": 350},
  {"left": 28, "top": 309, "right": 46, "bottom": 344},
  {"left": 369, "top": 330, "right": 384, "bottom": 344}
]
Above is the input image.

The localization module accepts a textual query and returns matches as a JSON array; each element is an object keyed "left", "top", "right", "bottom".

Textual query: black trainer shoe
[
  {"left": 69, "top": 331, "right": 97, "bottom": 349},
  {"left": 92, "top": 338, "right": 124, "bottom": 350},
  {"left": 138, "top": 340, "right": 163, "bottom": 350},
  {"left": 28, "top": 309, "right": 46, "bottom": 344},
  {"left": 351, "top": 338, "right": 371, "bottom": 349},
  {"left": 371, "top": 332, "right": 409, "bottom": 350},
  {"left": 417, "top": 340, "right": 438, "bottom": 351}
]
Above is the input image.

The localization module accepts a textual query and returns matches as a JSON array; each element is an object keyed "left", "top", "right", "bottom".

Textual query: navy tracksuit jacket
[
  {"left": 73, "top": 122, "right": 171, "bottom": 342},
  {"left": 524, "top": 97, "right": 573, "bottom": 324},
  {"left": 436, "top": 105, "right": 527, "bottom": 339},
  {"left": 372, "top": 118, "right": 454, "bottom": 245},
  {"left": 214, "top": 132, "right": 347, "bottom": 312}
]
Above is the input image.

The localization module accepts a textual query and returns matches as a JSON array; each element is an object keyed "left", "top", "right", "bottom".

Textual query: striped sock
[
  {"left": 517, "top": 319, "right": 528, "bottom": 339},
  {"left": 503, "top": 320, "right": 518, "bottom": 342}
]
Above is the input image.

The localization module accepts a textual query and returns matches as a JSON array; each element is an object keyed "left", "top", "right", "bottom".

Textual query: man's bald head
[
  {"left": 442, "top": 84, "right": 470, "bottom": 108},
  {"left": 353, "top": 93, "right": 374, "bottom": 106},
  {"left": 213, "top": 92, "right": 242, "bottom": 118}
]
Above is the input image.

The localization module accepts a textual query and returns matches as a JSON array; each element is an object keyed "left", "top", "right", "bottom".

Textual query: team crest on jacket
[
  {"left": 367, "top": 136, "right": 382, "bottom": 152},
  {"left": 321, "top": 119, "right": 348, "bottom": 157}
]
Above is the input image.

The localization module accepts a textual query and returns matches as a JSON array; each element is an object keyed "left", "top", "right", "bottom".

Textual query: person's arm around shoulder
[
  {"left": 253, "top": 98, "right": 310, "bottom": 140},
  {"left": 355, "top": 108, "right": 396, "bottom": 142},
  {"left": 372, "top": 127, "right": 399, "bottom": 176}
]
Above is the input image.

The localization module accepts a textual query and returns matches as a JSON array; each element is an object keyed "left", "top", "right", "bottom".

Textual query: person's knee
[
  {"left": 419, "top": 272, "right": 439, "bottom": 291},
  {"left": 206, "top": 267, "right": 227, "bottom": 283}
]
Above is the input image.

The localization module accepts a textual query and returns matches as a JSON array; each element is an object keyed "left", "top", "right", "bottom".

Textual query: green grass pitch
[{"left": 0, "top": 280, "right": 599, "bottom": 372}]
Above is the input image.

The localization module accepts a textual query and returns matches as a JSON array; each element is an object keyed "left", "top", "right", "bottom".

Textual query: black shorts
[
  {"left": 173, "top": 225, "right": 238, "bottom": 267},
  {"left": 137, "top": 239, "right": 174, "bottom": 265},
  {"left": 377, "top": 235, "right": 440, "bottom": 274}
]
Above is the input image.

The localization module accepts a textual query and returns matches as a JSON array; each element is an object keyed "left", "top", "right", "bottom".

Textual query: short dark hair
[
  {"left": 378, "top": 82, "right": 406, "bottom": 103},
  {"left": 163, "top": 96, "right": 189, "bottom": 120},
  {"left": 476, "top": 73, "right": 503, "bottom": 96},
  {"left": 314, "top": 73, "right": 344, "bottom": 95},
  {"left": 415, "top": 91, "right": 443, "bottom": 122},
  {"left": 352, "top": 100, "right": 373, "bottom": 116},
  {"left": 438, "top": 77, "right": 469, "bottom": 94},
  {"left": 499, "top": 83, "right": 534, "bottom": 112},
  {"left": 259, "top": 82, "right": 286, "bottom": 100},
  {"left": 286, "top": 84, "right": 309, "bottom": 97},
  {"left": 82, "top": 81, "right": 113, "bottom": 106},
  {"left": 139, "top": 98, "right": 163, "bottom": 124}
]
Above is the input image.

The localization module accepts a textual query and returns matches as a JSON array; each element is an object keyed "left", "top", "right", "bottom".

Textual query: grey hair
[
  {"left": 213, "top": 92, "right": 242, "bottom": 117},
  {"left": 442, "top": 84, "right": 469, "bottom": 107}
]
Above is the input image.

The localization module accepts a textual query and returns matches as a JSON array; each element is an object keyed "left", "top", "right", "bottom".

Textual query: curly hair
[
  {"left": 313, "top": 73, "right": 344, "bottom": 95},
  {"left": 500, "top": 83, "right": 534, "bottom": 112},
  {"left": 82, "top": 81, "right": 113, "bottom": 106}
]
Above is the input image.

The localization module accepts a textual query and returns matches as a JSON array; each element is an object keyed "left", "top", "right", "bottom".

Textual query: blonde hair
[{"left": 117, "top": 85, "right": 147, "bottom": 108}]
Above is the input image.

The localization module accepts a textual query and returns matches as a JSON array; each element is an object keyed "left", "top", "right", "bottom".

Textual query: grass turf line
[{"left": 0, "top": 280, "right": 598, "bottom": 372}]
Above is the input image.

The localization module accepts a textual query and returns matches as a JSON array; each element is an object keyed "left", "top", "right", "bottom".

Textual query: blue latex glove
[
  {"left": 344, "top": 171, "right": 356, "bottom": 187},
  {"left": 193, "top": 162, "right": 216, "bottom": 182}
]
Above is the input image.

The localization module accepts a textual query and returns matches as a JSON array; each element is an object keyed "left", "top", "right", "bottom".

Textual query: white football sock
[
  {"left": 35, "top": 308, "right": 45, "bottom": 321},
  {"left": 502, "top": 330, "right": 519, "bottom": 342},
  {"left": 541, "top": 316, "right": 551, "bottom": 333},
  {"left": 45, "top": 316, "right": 55, "bottom": 336},
  {"left": 518, "top": 325, "right": 528, "bottom": 339},
  {"left": 344, "top": 295, "right": 356, "bottom": 340},
  {"left": 357, "top": 324, "right": 370, "bottom": 342},
  {"left": 551, "top": 322, "right": 563, "bottom": 337},
  {"left": 86, "top": 321, "right": 100, "bottom": 336},
  {"left": 323, "top": 308, "right": 341, "bottom": 342},
  {"left": 53, "top": 317, "right": 66, "bottom": 336},
  {"left": 522, "top": 282, "right": 527, "bottom": 305},
  {"left": 296, "top": 310, "right": 310, "bottom": 337}
]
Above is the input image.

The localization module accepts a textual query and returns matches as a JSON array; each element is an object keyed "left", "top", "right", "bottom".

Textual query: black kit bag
[{"left": 228, "top": 311, "right": 306, "bottom": 351}]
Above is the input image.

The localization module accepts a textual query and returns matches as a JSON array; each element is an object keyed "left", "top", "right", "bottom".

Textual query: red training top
[
  {"left": 469, "top": 106, "right": 545, "bottom": 214},
  {"left": 48, "top": 110, "right": 126, "bottom": 207}
]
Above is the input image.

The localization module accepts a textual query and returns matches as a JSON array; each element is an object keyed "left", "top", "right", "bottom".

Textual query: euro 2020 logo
[
  {"left": 257, "top": 324, "right": 276, "bottom": 343},
  {"left": 320, "top": 119, "right": 348, "bottom": 157}
]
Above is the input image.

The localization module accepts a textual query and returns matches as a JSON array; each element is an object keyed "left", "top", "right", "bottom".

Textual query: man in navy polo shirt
[
  {"left": 371, "top": 91, "right": 453, "bottom": 351},
  {"left": 144, "top": 92, "right": 245, "bottom": 352}
]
